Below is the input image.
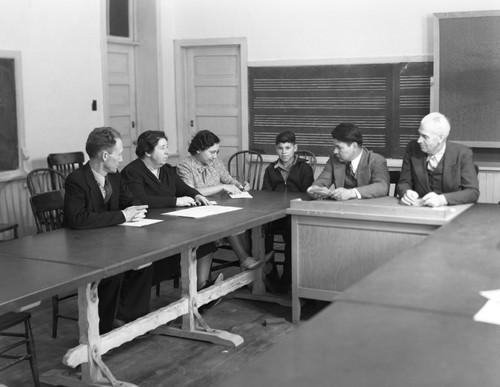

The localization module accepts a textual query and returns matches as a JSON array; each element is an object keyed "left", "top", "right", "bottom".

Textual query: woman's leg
[
  {"left": 196, "top": 253, "right": 224, "bottom": 312},
  {"left": 226, "top": 233, "right": 263, "bottom": 270},
  {"left": 196, "top": 253, "right": 213, "bottom": 289}
]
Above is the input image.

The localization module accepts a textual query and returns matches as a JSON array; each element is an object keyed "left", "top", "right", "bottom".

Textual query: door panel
[
  {"left": 185, "top": 46, "right": 242, "bottom": 164},
  {"left": 107, "top": 43, "right": 137, "bottom": 166}
]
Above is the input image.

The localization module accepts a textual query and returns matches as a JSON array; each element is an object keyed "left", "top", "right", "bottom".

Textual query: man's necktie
[
  {"left": 346, "top": 161, "right": 356, "bottom": 180},
  {"left": 427, "top": 156, "right": 438, "bottom": 172},
  {"left": 104, "top": 176, "right": 113, "bottom": 203}
]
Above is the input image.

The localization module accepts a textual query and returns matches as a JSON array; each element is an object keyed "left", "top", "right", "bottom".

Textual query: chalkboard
[
  {"left": 0, "top": 57, "right": 19, "bottom": 172},
  {"left": 249, "top": 62, "right": 432, "bottom": 159},
  {"left": 434, "top": 10, "right": 500, "bottom": 146}
]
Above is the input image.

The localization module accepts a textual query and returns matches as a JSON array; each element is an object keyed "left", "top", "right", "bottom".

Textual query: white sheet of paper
[
  {"left": 473, "top": 300, "right": 500, "bottom": 325},
  {"left": 480, "top": 289, "right": 500, "bottom": 302},
  {"left": 228, "top": 192, "right": 253, "bottom": 199},
  {"left": 162, "top": 205, "right": 242, "bottom": 219},
  {"left": 119, "top": 218, "right": 164, "bottom": 227}
]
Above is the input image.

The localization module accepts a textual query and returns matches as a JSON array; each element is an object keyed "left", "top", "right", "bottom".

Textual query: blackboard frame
[
  {"left": 433, "top": 10, "right": 500, "bottom": 148},
  {"left": 0, "top": 50, "right": 26, "bottom": 181}
]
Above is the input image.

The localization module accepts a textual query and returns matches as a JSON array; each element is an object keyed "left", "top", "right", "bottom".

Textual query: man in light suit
[
  {"left": 397, "top": 112, "right": 479, "bottom": 207},
  {"left": 64, "top": 127, "right": 149, "bottom": 333},
  {"left": 307, "top": 122, "right": 389, "bottom": 200}
]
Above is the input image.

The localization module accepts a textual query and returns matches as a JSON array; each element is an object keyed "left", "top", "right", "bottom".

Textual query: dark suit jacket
[
  {"left": 313, "top": 147, "right": 390, "bottom": 198},
  {"left": 396, "top": 140, "right": 479, "bottom": 205},
  {"left": 121, "top": 158, "right": 200, "bottom": 209},
  {"left": 64, "top": 163, "right": 140, "bottom": 229}
]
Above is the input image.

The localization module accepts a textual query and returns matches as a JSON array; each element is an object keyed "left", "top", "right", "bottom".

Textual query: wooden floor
[{"left": 0, "top": 251, "right": 329, "bottom": 387}]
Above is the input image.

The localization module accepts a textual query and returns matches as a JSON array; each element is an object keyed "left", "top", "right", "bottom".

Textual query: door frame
[
  {"left": 101, "top": 0, "right": 139, "bottom": 140},
  {"left": 174, "top": 37, "right": 248, "bottom": 159}
]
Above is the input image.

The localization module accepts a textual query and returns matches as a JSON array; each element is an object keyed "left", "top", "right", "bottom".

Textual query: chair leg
[
  {"left": 173, "top": 275, "right": 180, "bottom": 289},
  {"left": 24, "top": 317, "right": 40, "bottom": 387},
  {"left": 52, "top": 295, "right": 59, "bottom": 338},
  {"left": 156, "top": 282, "right": 161, "bottom": 297}
]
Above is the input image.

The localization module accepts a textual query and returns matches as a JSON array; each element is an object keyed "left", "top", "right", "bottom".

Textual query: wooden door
[
  {"left": 107, "top": 43, "right": 137, "bottom": 166},
  {"left": 182, "top": 45, "right": 243, "bottom": 164}
]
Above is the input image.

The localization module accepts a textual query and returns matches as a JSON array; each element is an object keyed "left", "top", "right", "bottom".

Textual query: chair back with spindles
[
  {"left": 295, "top": 150, "right": 317, "bottom": 174},
  {"left": 26, "top": 168, "right": 65, "bottom": 196},
  {"left": 29, "top": 190, "right": 65, "bottom": 234},
  {"left": 227, "top": 150, "right": 264, "bottom": 190},
  {"left": 47, "top": 151, "right": 84, "bottom": 177}
]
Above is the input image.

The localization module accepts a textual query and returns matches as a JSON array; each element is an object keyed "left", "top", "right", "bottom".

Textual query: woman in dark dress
[{"left": 121, "top": 130, "right": 218, "bottom": 291}]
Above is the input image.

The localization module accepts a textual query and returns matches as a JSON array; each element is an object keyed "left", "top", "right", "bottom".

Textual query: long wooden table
[
  {"left": 287, "top": 196, "right": 471, "bottom": 322},
  {"left": 218, "top": 203, "right": 500, "bottom": 386},
  {"left": 217, "top": 301, "right": 500, "bottom": 387},
  {"left": 0, "top": 190, "right": 303, "bottom": 387}
]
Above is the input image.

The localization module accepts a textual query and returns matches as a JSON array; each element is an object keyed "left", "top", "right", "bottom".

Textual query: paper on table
[
  {"left": 473, "top": 288, "right": 500, "bottom": 325},
  {"left": 480, "top": 289, "right": 500, "bottom": 301},
  {"left": 228, "top": 191, "right": 253, "bottom": 199},
  {"left": 119, "top": 218, "right": 164, "bottom": 227},
  {"left": 162, "top": 205, "right": 242, "bottom": 219},
  {"left": 473, "top": 300, "right": 500, "bottom": 325}
]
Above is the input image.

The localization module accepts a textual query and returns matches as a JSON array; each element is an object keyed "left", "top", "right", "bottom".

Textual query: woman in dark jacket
[{"left": 121, "top": 130, "right": 218, "bottom": 292}]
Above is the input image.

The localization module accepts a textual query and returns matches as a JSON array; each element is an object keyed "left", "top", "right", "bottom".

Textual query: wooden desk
[
  {"left": 287, "top": 197, "right": 471, "bottom": 322},
  {"left": 217, "top": 301, "right": 500, "bottom": 387},
  {"left": 338, "top": 203, "right": 500, "bottom": 318},
  {"left": 0, "top": 190, "right": 301, "bottom": 386}
]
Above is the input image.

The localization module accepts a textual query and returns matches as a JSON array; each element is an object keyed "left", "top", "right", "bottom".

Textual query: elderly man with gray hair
[{"left": 397, "top": 112, "right": 479, "bottom": 207}]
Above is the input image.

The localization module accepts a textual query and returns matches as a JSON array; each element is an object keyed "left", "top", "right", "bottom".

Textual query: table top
[
  {"left": 0, "top": 255, "right": 101, "bottom": 314},
  {"left": 0, "top": 190, "right": 306, "bottom": 313},
  {"left": 218, "top": 301, "right": 500, "bottom": 387},
  {"left": 0, "top": 190, "right": 304, "bottom": 276},
  {"left": 338, "top": 203, "right": 500, "bottom": 318},
  {"left": 287, "top": 196, "right": 472, "bottom": 225}
]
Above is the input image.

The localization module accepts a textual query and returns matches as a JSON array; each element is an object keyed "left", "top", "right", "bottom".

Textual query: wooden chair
[
  {"left": 0, "top": 312, "right": 40, "bottom": 386},
  {"left": 26, "top": 168, "right": 65, "bottom": 196},
  {"left": 0, "top": 223, "right": 18, "bottom": 240},
  {"left": 0, "top": 225, "right": 40, "bottom": 386},
  {"left": 227, "top": 150, "right": 264, "bottom": 190},
  {"left": 30, "top": 190, "right": 78, "bottom": 338},
  {"left": 30, "top": 190, "right": 65, "bottom": 233},
  {"left": 295, "top": 150, "right": 317, "bottom": 174},
  {"left": 47, "top": 151, "right": 84, "bottom": 177}
]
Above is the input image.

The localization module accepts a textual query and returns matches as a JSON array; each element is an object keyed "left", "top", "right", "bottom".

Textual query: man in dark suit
[
  {"left": 397, "top": 112, "right": 479, "bottom": 207},
  {"left": 64, "top": 127, "right": 149, "bottom": 333},
  {"left": 307, "top": 122, "right": 389, "bottom": 200}
]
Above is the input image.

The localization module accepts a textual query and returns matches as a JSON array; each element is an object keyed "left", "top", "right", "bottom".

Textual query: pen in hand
[{"left": 241, "top": 181, "right": 251, "bottom": 191}]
